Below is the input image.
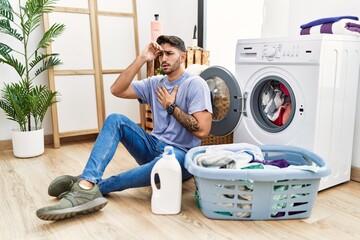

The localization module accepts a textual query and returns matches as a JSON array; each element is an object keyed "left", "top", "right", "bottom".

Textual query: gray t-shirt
[{"left": 131, "top": 71, "right": 212, "bottom": 151}]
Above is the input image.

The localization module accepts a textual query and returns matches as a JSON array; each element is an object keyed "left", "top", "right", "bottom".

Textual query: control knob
[{"left": 263, "top": 47, "right": 277, "bottom": 57}]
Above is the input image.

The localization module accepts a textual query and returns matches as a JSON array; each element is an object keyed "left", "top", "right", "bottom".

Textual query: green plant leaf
[
  {"left": 25, "top": 0, "right": 57, "bottom": 16},
  {"left": 29, "top": 84, "right": 58, "bottom": 129},
  {"left": 0, "top": 42, "right": 12, "bottom": 58},
  {"left": 0, "top": 19, "right": 24, "bottom": 41},
  {"left": 34, "top": 56, "right": 61, "bottom": 77},
  {"left": 0, "top": 0, "right": 14, "bottom": 21},
  {"left": 21, "top": 15, "right": 41, "bottom": 36},
  {"left": 37, "top": 23, "right": 65, "bottom": 49},
  {"left": 0, "top": 54, "right": 25, "bottom": 78},
  {"left": 22, "top": 0, "right": 57, "bottom": 36},
  {"left": 0, "top": 81, "right": 31, "bottom": 131},
  {"left": 29, "top": 52, "right": 58, "bottom": 68}
]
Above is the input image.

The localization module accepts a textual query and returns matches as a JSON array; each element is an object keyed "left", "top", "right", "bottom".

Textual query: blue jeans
[{"left": 80, "top": 113, "right": 192, "bottom": 195}]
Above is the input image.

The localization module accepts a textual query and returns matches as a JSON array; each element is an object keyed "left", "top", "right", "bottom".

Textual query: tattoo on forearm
[{"left": 173, "top": 107, "right": 200, "bottom": 132}]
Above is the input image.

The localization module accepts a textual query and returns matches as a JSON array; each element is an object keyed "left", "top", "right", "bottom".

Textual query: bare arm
[
  {"left": 110, "top": 42, "right": 162, "bottom": 99},
  {"left": 172, "top": 108, "right": 212, "bottom": 140}
]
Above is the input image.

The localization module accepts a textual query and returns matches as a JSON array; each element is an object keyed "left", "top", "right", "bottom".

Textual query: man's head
[
  {"left": 156, "top": 35, "right": 186, "bottom": 78},
  {"left": 156, "top": 35, "right": 186, "bottom": 53}
]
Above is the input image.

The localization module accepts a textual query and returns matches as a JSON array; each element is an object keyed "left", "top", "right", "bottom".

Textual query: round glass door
[
  {"left": 251, "top": 75, "right": 295, "bottom": 132},
  {"left": 200, "top": 66, "right": 242, "bottom": 136}
]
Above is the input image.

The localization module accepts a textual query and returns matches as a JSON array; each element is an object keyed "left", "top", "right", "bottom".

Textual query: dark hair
[{"left": 156, "top": 35, "right": 186, "bottom": 52}]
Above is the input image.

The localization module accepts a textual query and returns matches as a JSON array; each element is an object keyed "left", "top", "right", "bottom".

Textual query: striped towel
[{"left": 300, "top": 18, "right": 360, "bottom": 36}]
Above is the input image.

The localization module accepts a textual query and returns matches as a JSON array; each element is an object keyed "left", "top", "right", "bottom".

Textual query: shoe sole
[
  {"left": 36, "top": 197, "right": 108, "bottom": 221},
  {"left": 48, "top": 175, "right": 80, "bottom": 198}
]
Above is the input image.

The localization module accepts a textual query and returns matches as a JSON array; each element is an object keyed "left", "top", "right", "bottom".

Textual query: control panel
[
  {"left": 262, "top": 44, "right": 301, "bottom": 61},
  {"left": 236, "top": 39, "right": 322, "bottom": 64}
]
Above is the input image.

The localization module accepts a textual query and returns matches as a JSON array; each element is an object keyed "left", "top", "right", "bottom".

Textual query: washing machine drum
[{"left": 200, "top": 66, "right": 242, "bottom": 136}]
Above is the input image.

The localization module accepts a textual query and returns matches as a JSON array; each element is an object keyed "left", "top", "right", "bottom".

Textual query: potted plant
[{"left": 0, "top": 0, "right": 65, "bottom": 158}]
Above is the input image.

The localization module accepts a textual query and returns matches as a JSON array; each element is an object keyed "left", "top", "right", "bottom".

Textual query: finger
[
  {"left": 156, "top": 86, "right": 163, "bottom": 94},
  {"left": 156, "top": 97, "right": 164, "bottom": 106},
  {"left": 173, "top": 85, "right": 179, "bottom": 94},
  {"left": 170, "top": 85, "right": 179, "bottom": 97},
  {"left": 161, "top": 85, "right": 169, "bottom": 95},
  {"left": 151, "top": 41, "right": 162, "bottom": 51}
]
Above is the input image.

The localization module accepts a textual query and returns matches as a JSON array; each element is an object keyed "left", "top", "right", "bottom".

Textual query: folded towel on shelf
[
  {"left": 300, "top": 18, "right": 360, "bottom": 36},
  {"left": 345, "top": 22, "right": 360, "bottom": 33},
  {"left": 300, "top": 16, "right": 359, "bottom": 29}
]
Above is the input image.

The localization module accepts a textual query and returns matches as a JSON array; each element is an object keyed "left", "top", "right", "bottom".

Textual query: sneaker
[
  {"left": 37, "top": 182, "right": 108, "bottom": 221},
  {"left": 48, "top": 175, "right": 80, "bottom": 199}
]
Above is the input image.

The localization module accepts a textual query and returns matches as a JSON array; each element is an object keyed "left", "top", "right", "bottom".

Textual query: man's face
[{"left": 158, "top": 43, "right": 184, "bottom": 74}]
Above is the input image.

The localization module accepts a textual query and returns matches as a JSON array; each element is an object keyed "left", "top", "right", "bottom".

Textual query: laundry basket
[{"left": 184, "top": 144, "right": 331, "bottom": 220}]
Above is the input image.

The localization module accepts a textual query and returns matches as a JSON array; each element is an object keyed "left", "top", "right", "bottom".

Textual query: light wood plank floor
[{"left": 1, "top": 139, "right": 360, "bottom": 240}]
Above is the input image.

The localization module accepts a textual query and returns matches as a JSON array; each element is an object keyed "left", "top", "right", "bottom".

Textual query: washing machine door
[{"left": 200, "top": 66, "right": 242, "bottom": 136}]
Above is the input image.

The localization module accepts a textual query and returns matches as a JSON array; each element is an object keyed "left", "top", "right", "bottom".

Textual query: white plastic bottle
[
  {"left": 151, "top": 146, "right": 182, "bottom": 214},
  {"left": 151, "top": 14, "right": 163, "bottom": 41}
]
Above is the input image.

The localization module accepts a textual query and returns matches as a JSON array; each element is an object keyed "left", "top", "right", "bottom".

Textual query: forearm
[
  {"left": 172, "top": 106, "right": 210, "bottom": 139},
  {"left": 110, "top": 55, "right": 147, "bottom": 97}
]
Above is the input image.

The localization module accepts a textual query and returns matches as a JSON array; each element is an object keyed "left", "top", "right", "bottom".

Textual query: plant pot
[{"left": 11, "top": 128, "right": 44, "bottom": 158}]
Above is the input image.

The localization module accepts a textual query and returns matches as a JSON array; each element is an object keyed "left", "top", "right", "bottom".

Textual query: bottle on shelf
[{"left": 151, "top": 14, "right": 163, "bottom": 41}]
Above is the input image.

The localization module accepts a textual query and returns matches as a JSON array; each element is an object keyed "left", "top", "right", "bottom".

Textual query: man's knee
[{"left": 105, "top": 113, "right": 128, "bottom": 124}]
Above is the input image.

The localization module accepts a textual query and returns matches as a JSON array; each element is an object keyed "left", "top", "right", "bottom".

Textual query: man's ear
[{"left": 180, "top": 52, "right": 187, "bottom": 63}]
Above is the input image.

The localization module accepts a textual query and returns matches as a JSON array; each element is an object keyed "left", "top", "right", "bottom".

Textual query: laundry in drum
[
  {"left": 261, "top": 81, "right": 292, "bottom": 126},
  {"left": 206, "top": 76, "right": 230, "bottom": 121}
]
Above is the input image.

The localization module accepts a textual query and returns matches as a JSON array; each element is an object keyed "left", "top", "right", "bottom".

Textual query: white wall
[{"left": 204, "top": 0, "right": 264, "bottom": 73}]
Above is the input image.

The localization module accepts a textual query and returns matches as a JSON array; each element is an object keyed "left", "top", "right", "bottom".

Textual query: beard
[{"left": 161, "top": 57, "right": 181, "bottom": 75}]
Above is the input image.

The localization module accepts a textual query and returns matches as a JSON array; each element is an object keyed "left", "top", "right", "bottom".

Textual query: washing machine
[{"left": 200, "top": 35, "right": 360, "bottom": 190}]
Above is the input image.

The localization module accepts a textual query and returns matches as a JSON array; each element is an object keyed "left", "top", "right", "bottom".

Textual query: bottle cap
[{"left": 164, "top": 146, "right": 174, "bottom": 155}]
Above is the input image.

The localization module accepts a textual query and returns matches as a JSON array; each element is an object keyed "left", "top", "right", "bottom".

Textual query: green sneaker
[
  {"left": 37, "top": 182, "right": 108, "bottom": 221},
  {"left": 48, "top": 175, "right": 80, "bottom": 199}
]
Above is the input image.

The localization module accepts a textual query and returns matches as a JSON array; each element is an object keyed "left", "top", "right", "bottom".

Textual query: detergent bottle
[{"left": 151, "top": 146, "right": 182, "bottom": 214}]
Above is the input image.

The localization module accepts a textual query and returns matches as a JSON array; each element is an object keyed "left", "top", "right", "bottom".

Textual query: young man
[{"left": 36, "top": 35, "right": 213, "bottom": 221}]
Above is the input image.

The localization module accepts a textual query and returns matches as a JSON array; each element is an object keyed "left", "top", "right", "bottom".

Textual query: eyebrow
[{"left": 160, "top": 50, "right": 174, "bottom": 55}]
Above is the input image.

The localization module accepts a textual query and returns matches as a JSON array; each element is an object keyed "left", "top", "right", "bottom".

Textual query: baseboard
[
  {"left": 0, "top": 134, "right": 98, "bottom": 151},
  {"left": 0, "top": 139, "right": 12, "bottom": 151},
  {"left": 351, "top": 166, "right": 360, "bottom": 183},
  {"left": 0, "top": 123, "right": 143, "bottom": 151}
]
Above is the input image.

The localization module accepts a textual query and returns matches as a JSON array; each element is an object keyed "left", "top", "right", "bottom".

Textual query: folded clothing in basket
[
  {"left": 194, "top": 144, "right": 264, "bottom": 169},
  {"left": 194, "top": 144, "right": 319, "bottom": 172}
]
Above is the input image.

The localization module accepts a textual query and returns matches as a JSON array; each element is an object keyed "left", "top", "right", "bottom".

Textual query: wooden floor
[{"left": 1, "top": 139, "right": 360, "bottom": 240}]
